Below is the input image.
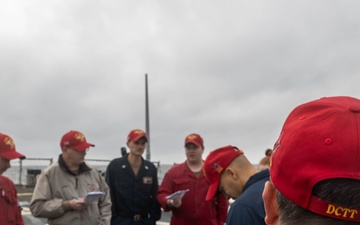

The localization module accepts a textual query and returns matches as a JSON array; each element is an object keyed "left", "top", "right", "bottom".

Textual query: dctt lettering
[{"left": 326, "top": 204, "right": 358, "bottom": 219}]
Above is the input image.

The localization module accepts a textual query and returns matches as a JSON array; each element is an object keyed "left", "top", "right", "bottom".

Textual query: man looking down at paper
[
  {"left": 30, "top": 130, "right": 111, "bottom": 225},
  {"left": 203, "top": 145, "right": 269, "bottom": 225},
  {"left": 157, "top": 133, "right": 228, "bottom": 225}
]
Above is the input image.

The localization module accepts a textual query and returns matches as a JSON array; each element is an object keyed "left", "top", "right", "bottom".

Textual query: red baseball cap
[
  {"left": 271, "top": 96, "right": 360, "bottom": 222},
  {"left": 0, "top": 133, "right": 25, "bottom": 160},
  {"left": 184, "top": 133, "right": 203, "bottom": 147},
  {"left": 60, "top": 130, "right": 94, "bottom": 151},
  {"left": 127, "top": 129, "right": 147, "bottom": 142},
  {"left": 203, "top": 145, "right": 243, "bottom": 200}
]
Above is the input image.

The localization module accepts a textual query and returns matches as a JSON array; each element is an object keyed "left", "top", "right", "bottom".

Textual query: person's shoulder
[
  {"left": 109, "top": 157, "right": 124, "bottom": 164},
  {"left": 166, "top": 162, "right": 185, "bottom": 174},
  {"left": 231, "top": 195, "right": 259, "bottom": 211},
  {"left": 259, "top": 168, "right": 270, "bottom": 175},
  {"left": 255, "top": 169, "right": 270, "bottom": 181},
  {"left": 85, "top": 163, "right": 97, "bottom": 171},
  {"left": 228, "top": 199, "right": 263, "bottom": 224},
  {"left": 43, "top": 161, "right": 60, "bottom": 174},
  {"left": 106, "top": 157, "right": 126, "bottom": 174},
  {"left": 143, "top": 160, "right": 158, "bottom": 170},
  {"left": 0, "top": 175, "right": 14, "bottom": 184}
]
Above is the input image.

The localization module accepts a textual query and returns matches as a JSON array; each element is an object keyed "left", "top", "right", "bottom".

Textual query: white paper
[
  {"left": 166, "top": 189, "right": 189, "bottom": 200},
  {"left": 84, "top": 191, "right": 105, "bottom": 203}
]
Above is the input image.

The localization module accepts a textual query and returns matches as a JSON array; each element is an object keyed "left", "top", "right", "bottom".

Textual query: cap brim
[
  {"left": 185, "top": 141, "right": 201, "bottom": 147},
  {"left": 72, "top": 142, "right": 95, "bottom": 151},
  {"left": 0, "top": 151, "right": 26, "bottom": 160},
  {"left": 131, "top": 135, "right": 147, "bottom": 142},
  {"left": 205, "top": 178, "right": 220, "bottom": 200}
]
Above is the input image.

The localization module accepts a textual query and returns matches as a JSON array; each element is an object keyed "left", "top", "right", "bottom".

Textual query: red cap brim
[
  {"left": 0, "top": 150, "right": 26, "bottom": 160},
  {"left": 185, "top": 140, "right": 201, "bottom": 147},
  {"left": 205, "top": 177, "right": 220, "bottom": 200},
  {"left": 72, "top": 142, "right": 95, "bottom": 151},
  {"left": 130, "top": 135, "right": 147, "bottom": 143}
]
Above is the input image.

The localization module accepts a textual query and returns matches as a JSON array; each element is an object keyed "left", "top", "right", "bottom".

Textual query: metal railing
[
  {"left": 18, "top": 158, "right": 53, "bottom": 185},
  {"left": 7, "top": 158, "right": 162, "bottom": 186}
]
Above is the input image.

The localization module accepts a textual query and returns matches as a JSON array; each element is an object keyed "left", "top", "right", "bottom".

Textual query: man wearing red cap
[
  {"left": 157, "top": 133, "right": 228, "bottom": 225},
  {"left": 203, "top": 145, "right": 269, "bottom": 225},
  {"left": 0, "top": 133, "right": 25, "bottom": 225},
  {"left": 30, "top": 130, "right": 111, "bottom": 225},
  {"left": 262, "top": 96, "right": 360, "bottom": 225},
  {"left": 105, "top": 129, "right": 161, "bottom": 225}
]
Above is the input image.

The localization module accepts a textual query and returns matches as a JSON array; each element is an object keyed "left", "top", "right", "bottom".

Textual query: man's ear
[
  {"left": 262, "top": 181, "right": 280, "bottom": 225},
  {"left": 224, "top": 167, "right": 237, "bottom": 179}
]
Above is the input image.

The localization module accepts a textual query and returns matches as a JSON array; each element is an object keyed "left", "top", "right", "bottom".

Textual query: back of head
[
  {"left": 258, "top": 148, "right": 272, "bottom": 171},
  {"left": 270, "top": 96, "right": 360, "bottom": 224}
]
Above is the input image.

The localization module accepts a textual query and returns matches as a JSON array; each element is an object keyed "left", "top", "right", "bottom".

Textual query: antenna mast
[{"left": 145, "top": 74, "right": 151, "bottom": 161}]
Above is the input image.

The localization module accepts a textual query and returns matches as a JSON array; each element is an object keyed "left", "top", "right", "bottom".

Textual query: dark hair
[{"left": 276, "top": 179, "right": 360, "bottom": 225}]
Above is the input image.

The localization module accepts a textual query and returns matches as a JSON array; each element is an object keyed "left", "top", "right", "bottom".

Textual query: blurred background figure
[
  {"left": 0, "top": 133, "right": 26, "bottom": 225},
  {"left": 120, "top": 147, "right": 127, "bottom": 157},
  {"left": 257, "top": 148, "right": 272, "bottom": 171}
]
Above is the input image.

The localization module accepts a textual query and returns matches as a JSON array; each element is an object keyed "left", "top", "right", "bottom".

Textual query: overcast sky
[{"left": 1, "top": 0, "right": 360, "bottom": 165}]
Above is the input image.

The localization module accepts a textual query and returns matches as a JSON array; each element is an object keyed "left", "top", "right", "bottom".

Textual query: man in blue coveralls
[
  {"left": 203, "top": 145, "right": 269, "bottom": 225},
  {"left": 105, "top": 129, "right": 161, "bottom": 225}
]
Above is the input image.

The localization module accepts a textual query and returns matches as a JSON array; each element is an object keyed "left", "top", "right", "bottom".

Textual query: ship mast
[{"left": 145, "top": 74, "right": 151, "bottom": 161}]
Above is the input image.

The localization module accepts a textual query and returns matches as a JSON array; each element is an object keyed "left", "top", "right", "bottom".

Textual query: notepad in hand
[
  {"left": 166, "top": 189, "right": 189, "bottom": 200},
  {"left": 84, "top": 191, "right": 105, "bottom": 203}
]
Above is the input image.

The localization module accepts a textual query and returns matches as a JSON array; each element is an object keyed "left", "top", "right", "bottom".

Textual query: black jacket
[{"left": 105, "top": 154, "right": 161, "bottom": 225}]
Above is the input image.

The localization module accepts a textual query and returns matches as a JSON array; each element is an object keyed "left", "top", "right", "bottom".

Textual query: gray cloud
[{"left": 1, "top": 0, "right": 360, "bottom": 165}]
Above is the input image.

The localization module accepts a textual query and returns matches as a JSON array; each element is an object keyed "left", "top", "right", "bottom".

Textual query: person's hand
[
  {"left": 167, "top": 198, "right": 182, "bottom": 208},
  {"left": 69, "top": 198, "right": 86, "bottom": 211}
]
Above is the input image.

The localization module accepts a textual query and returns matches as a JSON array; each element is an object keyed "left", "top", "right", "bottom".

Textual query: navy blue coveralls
[
  {"left": 105, "top": 155, "right": 161, "bottom": 225},
  {"left": 227, "top": 169, "right": 270, "bottom": 225}
]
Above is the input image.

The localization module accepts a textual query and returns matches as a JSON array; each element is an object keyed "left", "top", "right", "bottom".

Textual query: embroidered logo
[
  {"left": 88, "top": 183, "right": 96, "bottom": 192},
  {"left": 186, "top": 134, "right": 198, "bottom": 141},
  {"left": 326, "top": 204, "right": 359, "bottom": 220},
  {"left": 213, "top": 162, "right": 223, "bottom": 174},
  {"left": 272, "top": 131, "right": 282, "bottom": 154},
  {"left": 134, "top": 129, "right": 145, "bottom": 135},
  {"left": 4, "top": 137, "right": 15, "bottom": 149},
  {"left": 74, "top": 133, "right": 86, "bottom": 143},
  {"left": 271, "top": 130, "right": 283, "bottom": 167}
]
